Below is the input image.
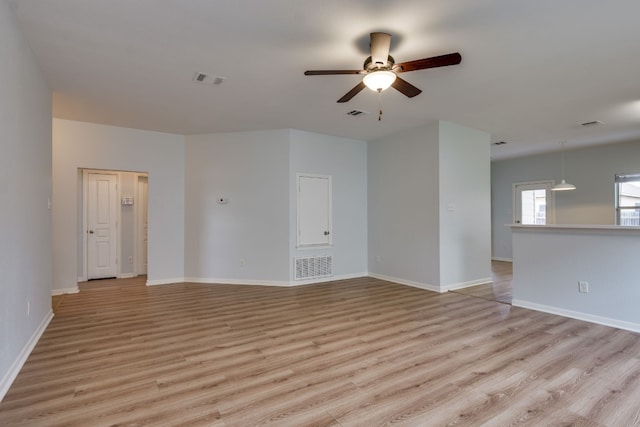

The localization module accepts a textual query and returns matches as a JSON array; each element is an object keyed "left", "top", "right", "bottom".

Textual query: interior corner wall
[
  {"left": 0, "top": 0, "right": 52, "bottom": 399},
  {"left": 367, "top": 123, "right": 441, "bottom": 288},
  {"left": 184, "top": 130, "right": 291, "bottom": 283},
  {"left": 491, "top": 139, "right": 640, "bottom": 260},
  {"left": 52, "top": 119, "right": 185, "bottom": 291},
  {"left": 438, "top": 121, "right": 491, "bottom": 288},
  {"left": 289, "top": 129, "right": 368, "bottom": 281}
]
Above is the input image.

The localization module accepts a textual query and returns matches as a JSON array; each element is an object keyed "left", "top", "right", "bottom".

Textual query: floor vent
[{"left": 294, "top": 255, "right": 333, "bottom": 280}]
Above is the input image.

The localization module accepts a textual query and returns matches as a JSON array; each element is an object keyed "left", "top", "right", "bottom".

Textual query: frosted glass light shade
[
  {"left": 363, "top": 70, "right": 396, "bottom": 91},
  {"left": 551, "top": 179, "right": 576, "bottom": 191}
]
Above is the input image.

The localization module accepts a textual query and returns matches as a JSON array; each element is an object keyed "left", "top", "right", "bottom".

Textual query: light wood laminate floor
[{"left": 2, "top": 264, "right": 639, "bottom": 426}]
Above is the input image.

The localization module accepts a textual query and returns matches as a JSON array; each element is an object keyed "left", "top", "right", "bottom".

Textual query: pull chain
[{"left": 377, "top": 89, "right": 383, "bottom": 121}]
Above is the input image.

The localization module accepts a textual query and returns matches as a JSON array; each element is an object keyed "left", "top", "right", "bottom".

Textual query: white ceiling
[{"left": 8, "top": 0, "right": 640, "bottom": 159}]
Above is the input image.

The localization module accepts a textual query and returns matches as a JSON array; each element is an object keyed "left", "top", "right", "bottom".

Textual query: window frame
[{"left": 615, "top": 173, "right": 640, "bottom": 226}]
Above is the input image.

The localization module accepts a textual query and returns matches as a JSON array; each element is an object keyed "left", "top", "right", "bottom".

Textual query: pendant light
[{"left": 551, "top": 141, "right": 576, "bottom": 191}]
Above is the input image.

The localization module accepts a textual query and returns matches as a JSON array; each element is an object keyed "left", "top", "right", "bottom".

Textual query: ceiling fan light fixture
[{"left": 363, "top": 70, "right": 396, "bottom": 92}]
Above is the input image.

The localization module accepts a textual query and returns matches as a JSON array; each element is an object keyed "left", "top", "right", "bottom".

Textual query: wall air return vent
[
  {"left": 294, "top": 255, "right": 333, "bottom": 280},
  {"left": 192, "top": 72, "right": 225, "bottom": 86}
]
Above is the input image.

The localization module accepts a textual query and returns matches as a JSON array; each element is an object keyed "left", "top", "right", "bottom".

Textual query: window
[
  {"left": 616, "top": 173, "right": 640, "bottom": 226},
  {"left": 513, "top": 181, "right": 554, "bottom": 225}
]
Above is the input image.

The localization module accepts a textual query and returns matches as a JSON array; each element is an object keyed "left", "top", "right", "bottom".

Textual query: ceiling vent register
[{"left": 192, "top": 72, "right": 225, "bottom": 86}]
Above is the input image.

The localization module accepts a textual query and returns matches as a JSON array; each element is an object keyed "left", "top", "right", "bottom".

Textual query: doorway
[
  {"left": 80, "top": 169, "right": 149, "bottom": 282},
  {"left": 513, "top": 181, "right": 555, "bottom": 225}
]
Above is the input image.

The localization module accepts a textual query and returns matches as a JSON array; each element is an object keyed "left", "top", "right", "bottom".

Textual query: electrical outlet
[
  {"left": 578, "top": 281, "right": 589, "bottom": 293},
  {"left": 128, "top": 256, "right": 133, "bottom": 264},
  {"left": 375, "top": 256, "right": 381, "bottom": 263},
  {"left": 27, "top": 301, "right": 31, "bottom": 316},
  {"left": 240, "top": 259, "right": 245, "bottom": 268}
]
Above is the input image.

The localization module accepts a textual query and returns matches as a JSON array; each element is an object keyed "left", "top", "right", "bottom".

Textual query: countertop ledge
[{"left": 507, "top": 224, "right": 640, "bottom": 231}]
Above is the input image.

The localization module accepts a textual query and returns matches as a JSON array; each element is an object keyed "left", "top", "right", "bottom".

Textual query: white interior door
[
  {"left": 87, "top": 172, "right": 118, "bottom": 279},
  {"left": 137, "top": 176, "right": 148, "bottom": 275},
  {"left": 513, "top": 181, "right": 554, "bottom": 225},
  {"left": 297, "top": 174, "right": 332, "bottom": 246}
]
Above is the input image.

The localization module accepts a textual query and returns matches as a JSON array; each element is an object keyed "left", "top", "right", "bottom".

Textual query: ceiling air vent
[
  {"left": 192, "top": 72, "right": 225, "bottom": 86},
  {"left": 580, "top": 120, "right": 604, "bottom": 127},
  {"left": 347, "top": 109, "right": 369, "bottom": 117}
]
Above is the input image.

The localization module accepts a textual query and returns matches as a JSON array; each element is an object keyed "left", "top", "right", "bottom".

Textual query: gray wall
[
  {"left": 184, "top": 129, "right": 369, "bottom": 284},
  {"left": 0, "top": 1, "right": 52, "bottom": 399},
  {"left": 492, "top": 139, "right": 640, "bottom": 260},
  {"left": 438, "top": 121, "right": 492, "bottom": 287},
  {"left": 368, "top": 121, "right": 491, "bottom": 291},
  {"left": 184, "top": 130, "right": 291, "bottom": 283},
  {"left": 368, "top": 123, "right": 441, "bottom": 287},
  {"left": 289, "top": 129, "right": 368, "bottom": 281}
]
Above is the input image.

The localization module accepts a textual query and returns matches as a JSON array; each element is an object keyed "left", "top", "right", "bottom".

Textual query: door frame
[
  {"left": 81, "top": 169, "right": 121, "bottom": 281},
  {"left": 512, "top": 180, "right": 555, "bottom": 225},
  {"left": 135, "top": 174, "right": 148, "bottom": 276},
  {"left": 296, "top": 173, "right": 333, "bottom": 248}
]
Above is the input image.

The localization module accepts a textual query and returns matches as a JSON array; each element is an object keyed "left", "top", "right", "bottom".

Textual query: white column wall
[
  {"left": 438, "top": 121, "right": 491, "bottom": 289},
  {"left": 367, "top": 123, "right": 441, "bottom": 289}
]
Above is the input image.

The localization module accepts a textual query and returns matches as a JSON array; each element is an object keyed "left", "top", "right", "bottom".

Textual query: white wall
[
  {"left": 184, "top": 130, "right": 291, "bottom": 284},
  {"left": 289, "top": 129, "right": 368, "bottom": 281},
  {"left": 367, "top": 123, "right": 441, "bottom": 288},
  {"left": 0, "top": 0, "right": 52, "bottom": 400},
  {"left": 52, "top": 119, "right": 185, "bottom": 290},
  {"left": 438, "top": 121, "right": 491, "bottom": 287},
  {"left": 492, "top": 139, "right": 640, "bottom": 260}
]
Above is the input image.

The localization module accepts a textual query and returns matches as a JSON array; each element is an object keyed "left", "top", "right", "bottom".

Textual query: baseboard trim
[
  {"left": 117, "top": 273, "right": 136, "bottom": 279},
  {"left": 146, "top": 277, "right": 186, "bottom": 286},
  {"left": 181, "top": 273, "right": 368, "bottom": 288},
  {"left": 368, "top": 273, "right": 440, "bottom": 293},
  {"left": 491, "top": 257, "right": 513, "bottom": 262},
  {"left": 443, "top": 277, "right": 493, "bottom": 292},
  {"left": 290, "top": 273, "right": 368, "bottom": 286},
  {"left": 0, "top": 310, "right": 53, "bottom": 402},
  {"left": 184, "top": 277, "right": 290, "bottom": 287},
  {"left": 51, "top": 287, "right": 79, "bottom": 296},
  {"left": 512, "top": 299, "right": 640, "bottom": 333}
]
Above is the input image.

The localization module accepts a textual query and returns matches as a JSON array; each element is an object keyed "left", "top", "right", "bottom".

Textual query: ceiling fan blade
[
  {"left": 395, "top": 52, "right": 462, "bottom": 73},
  {"left": 391, "top": 76, "right": 422, "bottom": 98},
  {"left": 304, "top": 70, "right": 364, "bottom": 75},
  {"left": 370, "top": 32, "right": 392, "bottom": 67},
  {"left": 337, "top": 81, "right": 366, "bottom": 103}
]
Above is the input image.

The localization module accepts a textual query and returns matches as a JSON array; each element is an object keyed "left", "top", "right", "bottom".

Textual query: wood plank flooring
[{"left": 2, "top": 264, "right": 640, "bottom": 426}]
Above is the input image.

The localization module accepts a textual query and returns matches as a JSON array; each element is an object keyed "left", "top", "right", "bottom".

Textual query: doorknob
[
  {"left": 88, "top": 230, "right": 94, "bottom": 234},
  {"left": 324, "top": 231, "right": 330, "bottom": 236}
]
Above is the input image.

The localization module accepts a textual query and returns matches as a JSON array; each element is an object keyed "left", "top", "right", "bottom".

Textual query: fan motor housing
[{"left": 364, "top": 55, "right": 395, "bottom": 71}]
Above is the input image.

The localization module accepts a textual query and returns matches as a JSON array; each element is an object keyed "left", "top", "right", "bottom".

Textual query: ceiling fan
[{"left": 304, "top": 32, "right": 461, "bottom": 103}]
